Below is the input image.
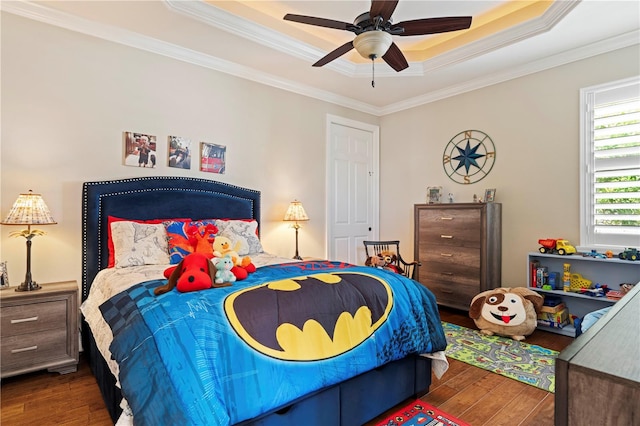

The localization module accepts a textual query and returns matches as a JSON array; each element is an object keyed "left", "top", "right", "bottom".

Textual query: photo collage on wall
[{"left": 122, "top": 131, "right": 226, "bottom": 174}]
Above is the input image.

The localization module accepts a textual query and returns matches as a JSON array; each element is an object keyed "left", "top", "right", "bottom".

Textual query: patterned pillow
[
  {"left": 215, "top": 219, "right": 263, "bottom": 256},
  {"left": 164, "top": 219, "right": 218, "bottom": 264},
  {"left": 110, "top": 221, "right": 169, "bottom": 268},
  {"left": 106, "top": 216, "right": 189, "bottom": 268}
]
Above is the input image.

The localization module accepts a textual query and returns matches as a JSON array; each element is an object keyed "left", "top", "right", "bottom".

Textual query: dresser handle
[
  {"left": 441, "top": 272, "right": 454, "bottom": 275},
  {"left": 441, "top": 289, "right": 454, "bottom": 294},
  {"left": 11, "top": 345, "right": 38, "bottom": 354},
  {"left": 440, "top": 253, "right": 453, "bottom": 257},
  {"left": 440, "top": 217, "right": 453, "bottom": 221},
  {"left": 440, "top": 235, "right": 453, "bottom": 239},
  {"left": 11, "top": 316, "right": 38, "bottom": 324}
]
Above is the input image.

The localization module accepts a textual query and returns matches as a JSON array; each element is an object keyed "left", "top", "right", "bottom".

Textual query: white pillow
[
  {"left": 110, "top": 221, "right": 170, "bottom": 268},
  {"left": 215, "top": 219, "right": 263, "bottom": 256}
]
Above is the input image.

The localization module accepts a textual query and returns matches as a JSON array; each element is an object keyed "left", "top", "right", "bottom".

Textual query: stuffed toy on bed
[
  {"left": 212, "top": 236, "right": 256, "bottom": 280},
  {"left": 154, "top": 252, "right": 232, "bottom": 295},
  {"left": 469, "top": 287, "right": 544, "bottom": 341}
]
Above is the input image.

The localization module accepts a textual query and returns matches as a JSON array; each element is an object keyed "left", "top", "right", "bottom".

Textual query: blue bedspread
[{"left": 101, "top": 261, "right": 446, "bottom": 425}]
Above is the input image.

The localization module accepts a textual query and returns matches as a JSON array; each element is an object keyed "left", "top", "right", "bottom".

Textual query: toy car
[
  {"left": 538, "top": 238, "right": 577, "bottom": 255},
  {"left": 582, "top": 250, "right": 608, "bottom": 259},
  {"left": 618, "top": 248, "right": 638, "bottom": 261}
]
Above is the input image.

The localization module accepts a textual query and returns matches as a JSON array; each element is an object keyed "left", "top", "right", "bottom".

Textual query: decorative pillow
[
  {"left": 215, "top": 219, "right": 263, "bottom": 255},
  {"left": 164, "top": 219, "right": 218, "bottom": 264},
  {"left": 110, "top": 221, "right": 170, "bottom": 268},
  {"left": 107, "top": 216, "right": 189, "bottom": 268}
]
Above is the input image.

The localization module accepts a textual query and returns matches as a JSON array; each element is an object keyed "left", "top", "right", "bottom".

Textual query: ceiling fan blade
[
  {"left": 395, "top": 16, "right": 472, "bottom": 36},
  {"left": 370, "top": 0, "right": 399, "bottom": 22},
  {"left": 313, "top": 41, "right": 355, "bottom": 67},
  {"left": 284, "top": 14, "right": 357, "bottom": 32},
  {"left": 382, "top": 42, "right": 408, "bottom": 72}
]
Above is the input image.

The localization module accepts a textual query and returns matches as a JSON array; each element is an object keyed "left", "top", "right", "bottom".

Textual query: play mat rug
[
  {"left": 375, "top": 399, "right": 471, "bottom": 426},
  {"left": 442, "top": 322, "right": 558, "bottom": 393}
]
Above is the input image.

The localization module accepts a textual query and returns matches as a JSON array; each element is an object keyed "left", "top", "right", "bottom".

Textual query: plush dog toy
[
  {"left": 154, "top": 252, "right": 232, "bottom": 295},
  {"left": 469, "top": 287, "right": 544, "bottom": 341},
  {"left": 365, "top": 255, "right": 385, "bottom": 268},
  {"left": 379, "top": 251, "right": 403, "bottom": 274}
]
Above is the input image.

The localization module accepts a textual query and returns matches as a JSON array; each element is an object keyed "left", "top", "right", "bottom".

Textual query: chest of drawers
[
  {"left": 1, "top": 281, "right": 79, "bottom": 378},
  {"left": 414, "top": 203, "right": 502, "bottom": 310}
]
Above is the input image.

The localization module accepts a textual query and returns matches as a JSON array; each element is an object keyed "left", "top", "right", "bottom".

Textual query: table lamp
[
  {"left": 283, "top": 200, "right": 309, "bottom": 260},
  {"left": 1, "top": 190, "right": 57, "bottom": 291}
]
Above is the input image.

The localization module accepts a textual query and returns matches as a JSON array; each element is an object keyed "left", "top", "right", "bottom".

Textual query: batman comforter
[{"left": 99, "top": 260, "right": 446, "bottom": 425}]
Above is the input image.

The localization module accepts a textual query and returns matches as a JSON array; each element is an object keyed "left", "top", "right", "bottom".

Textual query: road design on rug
[{"left": 442, "top": 322, "right": 558, "bottom": 392}]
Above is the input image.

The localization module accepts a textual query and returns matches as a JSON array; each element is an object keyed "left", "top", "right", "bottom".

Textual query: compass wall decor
[{"left": 442, "top": 130, "right": 496, "bottom": 184}]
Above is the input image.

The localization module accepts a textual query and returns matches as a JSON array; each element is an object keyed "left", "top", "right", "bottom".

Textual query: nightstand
[{"left": 1, "top": 281, "right": 79, "bottom": 378}]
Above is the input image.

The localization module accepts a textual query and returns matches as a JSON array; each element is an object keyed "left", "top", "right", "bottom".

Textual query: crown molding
[
  {"left": 165, "top": 0, "right": 579, "bottom": 78},
  {"left": 2, "top": 1, "right": 637, "bottom": 117},
  {"left": 1, "top": 0, "right": 379, "bottom": 115},
  {"left": 381, "top": 30, "right": 640, "bottom": 115}
]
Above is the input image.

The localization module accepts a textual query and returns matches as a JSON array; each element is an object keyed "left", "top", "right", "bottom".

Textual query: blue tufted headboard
[{"left": 81, "top": 177, "right": 260, "bottom": 300}]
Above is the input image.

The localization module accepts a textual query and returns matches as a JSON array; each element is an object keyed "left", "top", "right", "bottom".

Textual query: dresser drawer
[
  {"left": 422, "top": 280, "right": 478, "bottom": 310},
  {"left": 1, "top": 299, "right": 67, "bottom": 338},
  {"left": 417, "top": 245, "right": 480, "bottom": 268},
  {"left": 417, "top": 209, "right": 481, "bottom": 248},
  {"left": 1, "top": 328, "right": 68, "bottom": 371}
]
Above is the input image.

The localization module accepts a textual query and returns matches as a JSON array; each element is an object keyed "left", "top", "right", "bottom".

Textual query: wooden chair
[{"left": 363, "top": 240, "right": 420, "bottom": 280}]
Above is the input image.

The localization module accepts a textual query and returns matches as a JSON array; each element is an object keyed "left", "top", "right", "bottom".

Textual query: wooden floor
[{"left": 1, "top": 307, "right": 573, "bottom": 426}]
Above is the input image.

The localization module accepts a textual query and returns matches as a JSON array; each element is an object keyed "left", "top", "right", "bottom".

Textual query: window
[{"left": 580, "top": 76, "right": 640, "bottom": 250}]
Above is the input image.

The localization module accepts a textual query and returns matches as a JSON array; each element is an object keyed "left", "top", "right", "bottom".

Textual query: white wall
[
  {"left": 0, "top": 13, "right": 378, "bottom": 287},
  {"left": 2, "top": 12, "right": 639, "bottom": 293},
  {"left": 379, "top": 45, "right": 640, "bottom": 286}
]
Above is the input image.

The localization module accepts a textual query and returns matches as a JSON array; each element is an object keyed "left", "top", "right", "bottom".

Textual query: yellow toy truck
[{"left": 538, "top": 238, "right": 577, "bottom": 255}]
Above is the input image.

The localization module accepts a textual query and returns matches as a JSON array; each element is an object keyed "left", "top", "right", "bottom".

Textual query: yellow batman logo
[{"left": 224, "top": 272, "right": 392, "bottom": 361}]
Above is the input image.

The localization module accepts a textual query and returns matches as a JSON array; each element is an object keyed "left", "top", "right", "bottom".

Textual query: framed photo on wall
[
  {"left": 168, "top": 135, "right": 192, "bottom": 169},
  {"left": 484, "top": 188, "right": 496, "bottom": 203},
  {"left": 123, "top": 131, "right": 157, "bottom": 168},
  {"left": 427, "top": 186, "right": 442, "bottom": 204},
  {"left": 200, "top": 142, "right": 226, "bottom": 174}
]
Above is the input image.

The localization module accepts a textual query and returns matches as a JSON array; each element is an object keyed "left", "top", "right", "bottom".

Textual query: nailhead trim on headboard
[{"left": 82, "top": 177, "right": 261, "bottom": 300}]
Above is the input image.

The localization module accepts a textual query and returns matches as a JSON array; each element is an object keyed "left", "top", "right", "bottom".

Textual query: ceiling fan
[{"left": 283, "top": 0, "right": 473, "bottom": 73}]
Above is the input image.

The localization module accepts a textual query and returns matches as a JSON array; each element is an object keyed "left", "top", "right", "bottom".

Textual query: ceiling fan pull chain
[{"left": 371, "top": 58, "right": 375, "bottom": 88}]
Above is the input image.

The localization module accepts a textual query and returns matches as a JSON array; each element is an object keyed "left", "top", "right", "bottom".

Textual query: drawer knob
[
  {"left": 11, "top": 345, "right": 38, "bottom": 354},
  {"left": 11, "top": 316, "right": 38, "bottom": 324},
  {"left": 440, "top": 235, "right": 453, "bottom": 239},
  {"left": 440, "top": 217, "right": 453, "bottom": 221}
]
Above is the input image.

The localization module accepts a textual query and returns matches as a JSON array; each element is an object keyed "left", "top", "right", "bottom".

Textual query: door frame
[{"left": 325, "top": 114, "right": 380, "bottom": 261}]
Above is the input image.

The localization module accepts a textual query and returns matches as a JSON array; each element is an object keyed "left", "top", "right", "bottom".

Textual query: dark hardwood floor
[{"left": 1, "top": 307, "right": 573, "bottom": 426}]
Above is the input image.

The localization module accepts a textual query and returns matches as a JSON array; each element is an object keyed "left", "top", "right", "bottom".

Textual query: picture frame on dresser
[
  {"left": 0, "top": 261, "right": 8, "bottom": 288},
  {"left": 484, "top": 188, "right": 496, "bottom": 203},
  {"left": 427, "top": 186, "right": 442, "bottom": 204}
]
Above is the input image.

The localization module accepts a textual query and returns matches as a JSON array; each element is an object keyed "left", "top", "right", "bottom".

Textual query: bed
[{"left": 80, "top": 176, "right": 447, "bottom": 425}]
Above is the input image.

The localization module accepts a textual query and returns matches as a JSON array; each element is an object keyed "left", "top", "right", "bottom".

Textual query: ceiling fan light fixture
[{"left": 353, "top": 31, "right": 392, "bottom": 59}]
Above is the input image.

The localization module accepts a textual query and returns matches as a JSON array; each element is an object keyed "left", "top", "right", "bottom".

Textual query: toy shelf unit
[{"left": 527, "top": 252, "right": 640, "bottom": 337}]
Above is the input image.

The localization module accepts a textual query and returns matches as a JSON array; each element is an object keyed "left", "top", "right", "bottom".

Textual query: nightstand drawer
[
  {"left": 1, "top": 328, "right": 68, "bottom": 370},
  {"left": 1, "top": 299, "right": 67, "bottom": 337}
]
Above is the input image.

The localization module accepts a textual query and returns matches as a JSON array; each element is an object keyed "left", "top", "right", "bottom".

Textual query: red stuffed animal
[{"left": 154, "top": 252, "right": 232, "bottom": 295}]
